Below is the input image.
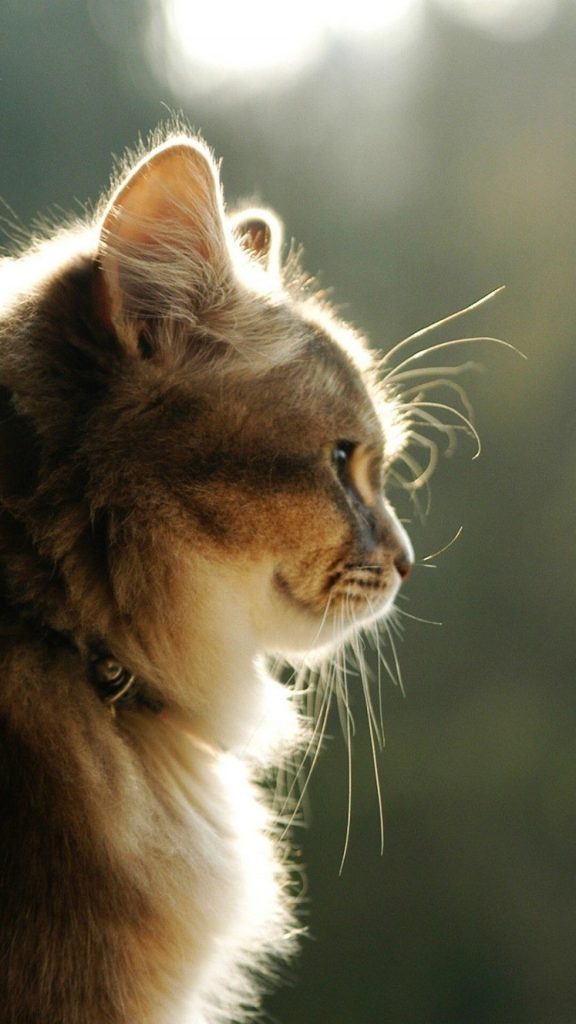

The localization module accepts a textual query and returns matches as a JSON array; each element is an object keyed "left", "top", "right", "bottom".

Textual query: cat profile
[{"left": 0, "top": 133, "right": 413, "bottom": 1023}]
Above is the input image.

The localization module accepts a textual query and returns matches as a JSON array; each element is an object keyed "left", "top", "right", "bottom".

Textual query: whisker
[
  {"left": 384, "top": 335, "right": 524, "bottom": 383},
  {"left": 408, "top": 401, "right": 482, "bottom": 458},
  {"left": 379, "top": 287, "right": 507, "bottom": 369},
  {"left": 408, "top": 413, "right": 470, "bottom": 449},
  {"left": 395, "top": 607, "right": 443, "bottom": 627},
  {"left": 374, "top": 624, "right": 385, "bottom": 746},
  {"left": 421, "top": 526, "right": 464, "bottom": 563},
  {"left": 401, "top": 378, "right": 476, "bottom": 424},
  {"left": 280, "top": 676, "right": 333, "bottom": 836},
  {"left": 389, "top": 361, "right": 482, "bottom": 385},
  {"left": 335, "top": 654, "right": 356, "bottom": 742},
  {"left": 405, "top": 428, "right": 442, "bottom": 473},
  {"left": 277, "top": 593, "right": 338, "bottom": 821},
  {"left": 279, "top": 561, "right": 419, "bottom": 869},
  {"left": 338, "top": 661, "right": 354, "bottom": 877},
  {"left": 366, "top": 692, "right": 385, "bottom": 858},
  {"left": 354, "top": 624, "right": 383, "bottom": 751},
  {"left": 359, "top": 598, "right": 388, "bottom": 858},
  {"left": 394, "top": 441, "right": 437, "bottom": 497},
  {"left": 385, "top": 622, "right": 406, "bottom": 699}
]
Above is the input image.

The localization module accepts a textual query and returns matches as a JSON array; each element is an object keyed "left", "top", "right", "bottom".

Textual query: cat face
[
  {"left": 0, "top": 138, "right": 411, "bottom": 677},
  {"left": 178, "top": 322, "right": 413, "bottom": 656},
  {"left": 91, "top": 138, "right": 413, "bottom": 659}
]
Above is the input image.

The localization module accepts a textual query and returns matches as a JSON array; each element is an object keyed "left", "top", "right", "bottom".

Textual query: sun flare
[{"left": 153, "top": 0, "right": 422, "bottom": 87}]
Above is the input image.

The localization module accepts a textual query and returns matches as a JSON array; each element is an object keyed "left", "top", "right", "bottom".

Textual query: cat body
[{"left": 0, "top": 135, "right": 412, "bottom": 1022}]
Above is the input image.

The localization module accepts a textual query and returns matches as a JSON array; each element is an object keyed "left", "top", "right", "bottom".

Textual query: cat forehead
[
  {"left": 299, "top": 298, "right": 374, "bottom": 375},
  {"left": 296, "top": 304, "right": 386, "bottom": 438},
  {"left": 171, "top": 312, "right": 383, "bottom": 451}
]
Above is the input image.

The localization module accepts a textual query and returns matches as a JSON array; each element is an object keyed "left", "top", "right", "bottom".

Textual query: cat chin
[{"left": 263, "top": 582, "right": 399, "bottom": 662}]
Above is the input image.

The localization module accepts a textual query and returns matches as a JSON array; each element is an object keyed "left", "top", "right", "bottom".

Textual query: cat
[{"left": 0, "top": 132, "right": 413, "bottom": 1023}]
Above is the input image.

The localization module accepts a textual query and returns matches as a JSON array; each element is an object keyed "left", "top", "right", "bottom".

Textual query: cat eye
[{"left": 331, "top": 440, "right": 356, "bottom": 481}]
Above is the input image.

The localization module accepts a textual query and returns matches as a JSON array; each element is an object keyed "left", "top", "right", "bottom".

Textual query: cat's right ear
[
  {"left": 96, "top": 138, "right": 232, "bottom": 353},
  {"left": 230, "top": 208, "right": 284, "bottom": 280}
]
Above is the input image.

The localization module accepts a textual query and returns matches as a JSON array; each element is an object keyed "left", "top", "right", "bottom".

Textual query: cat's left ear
[{"left": 96, "top": 138, "right": 232, "bottom": 348}]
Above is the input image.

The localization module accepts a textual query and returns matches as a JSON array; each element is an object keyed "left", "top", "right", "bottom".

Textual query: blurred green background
[{"left": 1, "top": 1, "right": 574, "bottom": 1021}]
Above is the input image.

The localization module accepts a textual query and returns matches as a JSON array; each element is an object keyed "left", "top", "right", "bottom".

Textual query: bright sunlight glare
[
  {"left": 166, "top": 0, "right": 321, "bottom": 76},
  {"left": 153, "top": 0, "right": 422, "bottom": 89},
  {"left": 150, "top": 0, "right": 559, "bottom": 94},
  {"left": 437, "top": 0, "right": 558, "bottom": 39}
]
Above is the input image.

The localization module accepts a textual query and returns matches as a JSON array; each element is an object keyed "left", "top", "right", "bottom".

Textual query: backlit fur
[{"left": 0, "top": 132, "right": 413, "bottom": 1023}]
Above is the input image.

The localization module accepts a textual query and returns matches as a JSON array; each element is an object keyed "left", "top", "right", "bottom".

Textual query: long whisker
[
  {"left": 395, "top": 607, "right": 443, "bottom": 626},
  {"left": 421, "top": 526, "right": 464, "bottom": 563},
  {"left": 363, "top": 598, "right": 390, "bottom": 858},
  {"left": 379, "top": 287, "right": 507, "bottom": 369},
  {"left": 401, "top": 378, "right": 476, "bottom": 424},
  {"left": 384, "top": 335, "right": 524, "bottom": 382},
  {"left": 395, "top": 438, "right": 438, "bottom": 493},
  {"left": 366, "top": 690, "right": 385, "bottom": 859},
  {"left": 385, "top": 621, "right": 406, "bottom": 699},
  {"left": 338, "top": 658, "right": 354, "bottom": 877},
  {"left": 335, "top": 650, "right": 356, "bottom": 743},
  {"left": 389, "top": 361, "right": 482, "bottom": 385},
  {"left": 407, "top": 409, "right": 479, "bottom": 466},
  {"left": 280, "top": 674, "right": 333, "bottom": 836},
  {"left": 278, "top": 593, "right": 337, "bottom": 821},
  {"left": 350, "top": 618, "right": 382, "bottom": 750},
  {"left": 374, "top": 622, "right": 385, "bottom": 745}
]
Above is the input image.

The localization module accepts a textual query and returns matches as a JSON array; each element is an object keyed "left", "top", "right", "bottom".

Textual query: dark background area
[{"left": 1, "top": 1, "right": 574, "bottom": 1021}]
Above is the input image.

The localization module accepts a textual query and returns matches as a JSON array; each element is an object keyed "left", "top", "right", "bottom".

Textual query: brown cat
[{"left": 0, "top": 134, "right": 413, "bottom": 1023}]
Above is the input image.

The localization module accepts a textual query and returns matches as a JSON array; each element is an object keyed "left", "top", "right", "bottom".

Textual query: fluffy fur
[{"left": 0, "top": 132, "right": 413, "bottom": 1023}]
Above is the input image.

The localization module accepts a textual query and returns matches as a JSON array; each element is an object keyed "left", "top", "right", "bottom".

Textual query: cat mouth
[
  {"left": 273, "top": 563, "right": 398, "bottom": 624},
  {"left": 325, "top": 563, "right": 400, "bottom": 618}
]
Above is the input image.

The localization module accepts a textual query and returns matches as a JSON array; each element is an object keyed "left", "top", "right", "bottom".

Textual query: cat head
[
  {"left": 0, "top": 135, "right": 413, "bottom": 746},
  {"left": 92, "top": 138, "right": 413, "bottom": 659}
]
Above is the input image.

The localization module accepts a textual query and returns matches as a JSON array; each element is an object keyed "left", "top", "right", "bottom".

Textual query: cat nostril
[{"left": 395, "top": 553, "right": 412, "bottom": 582}]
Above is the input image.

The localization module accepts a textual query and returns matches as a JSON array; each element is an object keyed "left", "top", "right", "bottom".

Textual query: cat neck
[
  {"left": 157, "top": 615, "right": 297, "bottom": 761},
  {"left": 0, "top": 544, "right": 297, "bottom": 760},
  {"left": 115, "top": 555, "right": 299, "bottom": 759}
]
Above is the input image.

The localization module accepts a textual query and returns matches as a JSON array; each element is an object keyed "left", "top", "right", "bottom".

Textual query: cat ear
[
  {"left": 230, "top": 208, "right": 283, "bottom": 278},
  {"left": 96, "top": 138, "right": 232, "bottom": 347}
]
